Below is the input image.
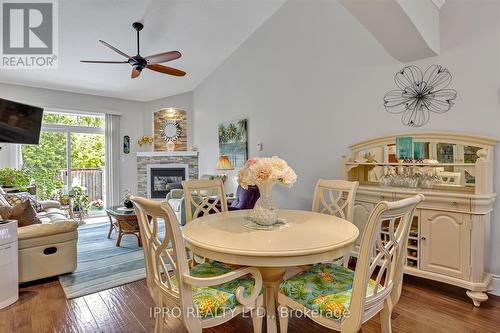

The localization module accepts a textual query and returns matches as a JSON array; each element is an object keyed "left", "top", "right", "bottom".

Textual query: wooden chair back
[
  {"left": 342, "top": 194, "right": 424, "bottom": 332},
  {"left": 132, "top": 195, "right": 264, "bottom": 333},
  {"left": 182, "top": 179, "right": 228, "bottom": 223},
  {"left": 131, "top": 196, "right": 191, "bottom": 307},
  {"left": 312, "top": 179, "right": 359, "bottom": 222}
]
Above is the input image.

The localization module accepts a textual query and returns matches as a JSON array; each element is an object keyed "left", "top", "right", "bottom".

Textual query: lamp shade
[{"left": 216, "top": 155, "right": 234, "bottom": 170}]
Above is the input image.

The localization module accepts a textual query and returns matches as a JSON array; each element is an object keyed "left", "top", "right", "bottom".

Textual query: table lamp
[{"left": 216, "top": 155, "right": 234, "bottom": 182}]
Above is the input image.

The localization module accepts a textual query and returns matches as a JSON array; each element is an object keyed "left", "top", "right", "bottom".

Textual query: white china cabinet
[{"left": 341, "top": 132, "right": 497, "bottom": 307}]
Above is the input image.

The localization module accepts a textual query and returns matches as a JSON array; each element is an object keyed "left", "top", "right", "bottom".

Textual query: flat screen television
[{"left": 0, "top": 98, "right": 44, "bottom": 144}]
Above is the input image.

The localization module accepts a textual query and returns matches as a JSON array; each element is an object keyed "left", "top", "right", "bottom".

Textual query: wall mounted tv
[{"left": 0, "top": 98, "right": 44, "bottom": 144}]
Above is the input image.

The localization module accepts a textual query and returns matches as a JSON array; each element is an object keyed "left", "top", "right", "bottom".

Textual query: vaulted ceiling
[
  {"left": 0, "top": 0, "right": 285, "bottom": 101},
  {"left": 340, "top": 0, "right": 442, "bottom": 62}
]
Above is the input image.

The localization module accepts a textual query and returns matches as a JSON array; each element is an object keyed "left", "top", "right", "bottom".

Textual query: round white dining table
[{"left": 182, "top": 209, "right": 359, "bottom": 333}]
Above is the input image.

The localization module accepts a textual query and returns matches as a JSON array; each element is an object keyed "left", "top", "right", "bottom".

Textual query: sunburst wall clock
[{"left": 383, "top": 65, "right": 457, "bottom": 127}]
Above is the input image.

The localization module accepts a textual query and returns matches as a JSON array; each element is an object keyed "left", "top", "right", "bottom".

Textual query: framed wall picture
[
  {"left": 153, "top": 108, "right": 187, "bottom": 151},
  {"left": 218, "top": 119, "right": 248, "bottom": 167},
  {"left": 123, "top": 135, "right": 130, "bottom": 154}
]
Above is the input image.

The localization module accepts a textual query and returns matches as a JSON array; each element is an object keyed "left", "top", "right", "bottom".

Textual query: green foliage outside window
[
  {"left": 0, "top": 167, "right": 31, "bottom": 190},
  {"left": 42, "top": 112, "right": 104, "bottom": 127},
  {"left": 20, "top": 112, "right": 105, "bottom": 200}
]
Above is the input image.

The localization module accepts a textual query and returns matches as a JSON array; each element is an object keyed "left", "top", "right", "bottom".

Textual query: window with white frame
[{"left": 20, "top": 110, "right": 106, "bottom": 213}]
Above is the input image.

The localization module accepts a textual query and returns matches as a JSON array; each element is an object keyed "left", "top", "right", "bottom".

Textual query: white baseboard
[{"left": 489, "top": 274, "right": 500, "bottom": 296}]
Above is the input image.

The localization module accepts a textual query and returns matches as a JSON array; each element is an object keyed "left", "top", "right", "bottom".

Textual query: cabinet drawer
[
  {"left": 395, "top": 193, "right": 470, "bottom": 212},
  {"left": 356, "top": 192, "right": 394, "bottom": 204}
]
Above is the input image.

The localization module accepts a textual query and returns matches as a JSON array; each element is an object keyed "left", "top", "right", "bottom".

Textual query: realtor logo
[{"left": 1, "top": 0, "right": 58, "bottom": 68}]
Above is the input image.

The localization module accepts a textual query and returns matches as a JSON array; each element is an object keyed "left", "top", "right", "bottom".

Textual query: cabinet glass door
[
  {"left": 463, "top": 145, "right": 481, "bottom": 184},
  {"left": 436, "top": 143, "right": 456, "bottom": 170}
]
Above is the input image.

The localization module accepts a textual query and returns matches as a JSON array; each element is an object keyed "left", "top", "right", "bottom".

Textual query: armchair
[{"left": 166, "top": 189, "right": 204, "bottom": 226}]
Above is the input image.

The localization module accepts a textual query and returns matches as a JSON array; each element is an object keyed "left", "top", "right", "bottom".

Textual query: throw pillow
[
  {"left": 3, "top": 192, "right": 44, "bottom": 213},
  {"left": 0, "top": 200, "right": 42, "bottom": 227},
  {"left": 0, "top": 193, "right": 10, "bottom": 207}
]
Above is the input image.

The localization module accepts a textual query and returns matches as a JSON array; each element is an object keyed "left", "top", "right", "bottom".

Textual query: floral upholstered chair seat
[
  {"left": 279, "top": 263, "right": 378, "bottom": 321},
  {"left": 170, "top": 261, "right": 260, "bottom": 318}
]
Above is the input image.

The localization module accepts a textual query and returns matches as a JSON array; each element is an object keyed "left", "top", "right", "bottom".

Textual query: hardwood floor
[{"left": 1, "top": 275, "right": 499, "bottom": 333}]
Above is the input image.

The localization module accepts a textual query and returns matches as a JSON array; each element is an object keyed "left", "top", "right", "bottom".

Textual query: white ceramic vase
[{"left": 252, "top": 182, "right": 279, "bottom": 226}]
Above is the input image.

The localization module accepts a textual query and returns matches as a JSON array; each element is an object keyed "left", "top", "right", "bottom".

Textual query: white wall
[
  {"left": 142, "top": 91, "right": 194, "bottom": 150},
  {"left": 192, "top": 0, "right": 500, "bottom": 279},
  {"left": 0, "top": 83, "right": 144, "bottom": 195}
]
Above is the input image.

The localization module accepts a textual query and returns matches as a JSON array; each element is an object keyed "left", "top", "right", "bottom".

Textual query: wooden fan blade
[
  {"left": 81, "top": 60, "right": 127, "bottom": 64},
  {"left": 99, "top": 40, "right": 130, "bottom": 58},
  {"left": 147, "top": 64, "right": 186, "bottom": 77},
  {"left": 145, "top": 51, "right": 181, "bottom": 64},
  {"left": 131, "top": 68, "right": 141, "bottom": 79}
]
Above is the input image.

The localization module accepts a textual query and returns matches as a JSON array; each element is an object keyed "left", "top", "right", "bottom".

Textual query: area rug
[{"left": 59, "top": 221, "right": 162, "bottom": 299}]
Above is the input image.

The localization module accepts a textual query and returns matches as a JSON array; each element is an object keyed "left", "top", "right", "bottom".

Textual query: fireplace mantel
[{"left": 136, "top": 151, "right": 198, "bottom": 157}]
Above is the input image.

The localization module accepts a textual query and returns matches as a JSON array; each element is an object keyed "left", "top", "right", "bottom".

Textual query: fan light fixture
[{"left": 81, "top": 22, "right": 186, "bottom": 79}]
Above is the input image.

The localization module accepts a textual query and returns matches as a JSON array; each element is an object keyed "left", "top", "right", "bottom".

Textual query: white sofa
[
  {"left": 17, "top": 200, "right": 78, "bottom": 283},
  {"left": 0, "top": 189, "right": 79, "bottom": 283}
]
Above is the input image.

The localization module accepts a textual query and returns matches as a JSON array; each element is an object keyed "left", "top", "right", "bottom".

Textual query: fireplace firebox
[{"left": 146, "top": 164, "right": 188, "bottom": 199}]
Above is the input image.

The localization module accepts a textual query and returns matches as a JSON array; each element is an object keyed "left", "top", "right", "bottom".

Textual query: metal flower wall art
[{"left": 383, "top": 65, "right": 457, "bottom": 127}]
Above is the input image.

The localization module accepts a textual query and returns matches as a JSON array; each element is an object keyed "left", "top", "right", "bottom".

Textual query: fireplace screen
[{"left": 150, "top": 168, "right": 186, "bottom": 199}]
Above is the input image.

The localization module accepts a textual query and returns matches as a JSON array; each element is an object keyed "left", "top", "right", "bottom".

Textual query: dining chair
[
  {"left": 278, "top": 194, "right": 424, "bottom": 333},
  {"left": 312, "top": 179, "right": 359, "bottom": 222},
  {"left": 182, "top": 179, "right": 228, "bottom": 223},
  {"left": 182, "top": 179, "right": 230, "bottom": 264},
  {"left": 131, "top": 196, "right": 264, "bottom": 333},
  {"left": 130, "top": 196, "right": 160, "bottom": 303},
  {"left": 311, "top": 179, "right": 359, "bottom": 266}
]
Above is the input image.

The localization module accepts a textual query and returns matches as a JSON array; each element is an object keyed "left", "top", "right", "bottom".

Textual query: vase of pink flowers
[{"left": 238, "top": 156, "right": 297, "bottom": 226}]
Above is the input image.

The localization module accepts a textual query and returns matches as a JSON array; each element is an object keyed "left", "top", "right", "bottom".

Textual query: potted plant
[
  {"left": 122, "top": 191, "right": 134, "bottom": 209},
  {"left": 69, "top": 185, "right": 90, "bottom": 215},
  {"left": 59, "top": 193, "right": 72, "bottom": 206},
  {"left": 91, "top": 199, "right": 104, "bottom": 210}
]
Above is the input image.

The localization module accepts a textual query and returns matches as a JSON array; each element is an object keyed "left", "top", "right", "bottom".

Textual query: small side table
[
  {"left": 106, "top": 206, "right": 141, "bottom": 247},
  {"left": 0, "top": 220, "right": 18, "bottom": 309},
  {"left": 72, "top": 210, "right": 87, "bottom": 225}
]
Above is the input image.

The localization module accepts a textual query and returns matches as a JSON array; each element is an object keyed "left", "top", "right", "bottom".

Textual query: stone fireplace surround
[{"left": 136, "top": 151, "right": 199, "bottom": 198}]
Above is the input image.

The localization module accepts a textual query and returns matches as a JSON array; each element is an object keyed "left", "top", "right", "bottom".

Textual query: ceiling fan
[{"left": 81, "top": 22, "right": 186, "bottom": 79}]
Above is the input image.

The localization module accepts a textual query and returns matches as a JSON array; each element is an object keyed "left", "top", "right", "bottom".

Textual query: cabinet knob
[
  {"left": 451, "top": 201, "right": 458, "bottom": 207},
  {"left": 421, "top": 236, "right": 427, "bottom": 240}
]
